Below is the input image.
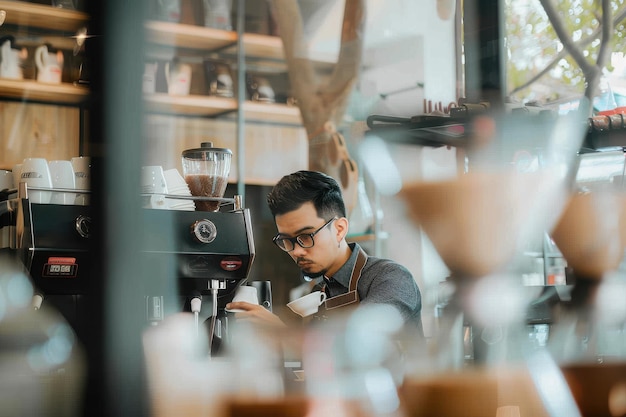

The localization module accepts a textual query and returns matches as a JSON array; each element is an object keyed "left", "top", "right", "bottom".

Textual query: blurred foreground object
[
  {"left": 551, "top": 191, "right": 626, "bottom": 280},
  {"left": 375, "top": 107, "right": 599, "bottom": 416},
  {"left": 0, "top": 254, "right": 85, "bottom": 417},
  {"left": 142, "top": 303, "right": 411, "bottom": 417}
]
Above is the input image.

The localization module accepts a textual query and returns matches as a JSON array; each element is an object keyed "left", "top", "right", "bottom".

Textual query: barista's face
[{"left": 274, "top": 202, "right": 347, "bottom": 278}]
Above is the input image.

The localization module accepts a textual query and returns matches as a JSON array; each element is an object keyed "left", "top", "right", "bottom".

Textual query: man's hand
[{"left": 226, "top": 301, "right": 287, "bottom": 329}]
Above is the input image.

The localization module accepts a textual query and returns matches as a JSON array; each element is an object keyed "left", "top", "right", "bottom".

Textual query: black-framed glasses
[{"left": 272, "top": 217, "right": 337, "bottom": 252}]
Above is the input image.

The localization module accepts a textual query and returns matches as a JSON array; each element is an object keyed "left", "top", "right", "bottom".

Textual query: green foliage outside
[{"left": 505, "top": 0, "right": 626, "bottom": 108}]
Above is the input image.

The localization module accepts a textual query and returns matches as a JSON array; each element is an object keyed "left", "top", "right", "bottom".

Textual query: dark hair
[{"left": 267, "top": 171, "right": 346, "bottom": 219}]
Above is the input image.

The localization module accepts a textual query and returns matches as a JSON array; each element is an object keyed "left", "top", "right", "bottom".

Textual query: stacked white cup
[
  {"left": 141, "top": 166, "right": 169, "bottom": 209},
  {"left": 71, "top": 156, "right": 90, "bottom": 205},
  {"left": 48, "top": 160, "right": 76, "bottom": 205},
  {"left": 11, "top": 164, "right": 22, "bottom": 190},
  {"left": 20, "top": 158, "right": 53, "bottom": 203}
]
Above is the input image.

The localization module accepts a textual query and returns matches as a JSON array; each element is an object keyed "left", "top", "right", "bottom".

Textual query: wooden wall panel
[
  {"left": 0, "top": 102, "right": 81, "bottom": 169},
  {"left": 143, "top": 114, "right": 308, "bottom": 186},
  {"left": 0, "top": 102, "right": 306, "bottom": 185}
]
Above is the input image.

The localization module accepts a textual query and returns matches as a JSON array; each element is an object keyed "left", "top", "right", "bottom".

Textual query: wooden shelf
[
  {"left": 144, "top": 93, "right": 302, "bottom": 124},
  {"left": 0, "top": 79, "right": 88, "bottom": 104},
  {"left": 144, "top": 21, "right": 237, "bottom": 51},
  {"left": 0, "top": 1, "right": 89, "bottom": 32},
  {"left": 241, "top": 33, "right": 284, "bottom": 61},
  {"left": 145, "top": 21, "right": 287, "bottom": 61},
  {"left": 241, "top": 101, "right": 301, "bottom": 124},
  {"left": 144, "top": 93, "right": 237, "bottom": 116},
  {"left": 144, "top": 20, "right": 335, "bottom": 68},
  {"left": 242, "top": 33, "right": 335, "bottom": 68}
]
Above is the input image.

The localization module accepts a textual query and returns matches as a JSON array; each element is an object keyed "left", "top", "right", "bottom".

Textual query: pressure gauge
[
  {"left": 75, "top": 214, "right": 92, "bottom": 238},
  {"left": 191, "top": 219, "right": 217, "bottom": 243}
]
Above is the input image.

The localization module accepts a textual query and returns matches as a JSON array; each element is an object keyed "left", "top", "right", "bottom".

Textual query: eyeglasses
[{"left": 272, "top": 217, "right": 337, "bottom": 252}]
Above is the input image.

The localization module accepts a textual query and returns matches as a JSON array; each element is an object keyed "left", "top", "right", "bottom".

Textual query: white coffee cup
[
  {"left": 71, "top": 156, "right": 90, "bottom": 205},
  {"left": 48, "top": 160, "right": 76, "bottom": 205},
  {"left": 226, "top": 285, "right": 259, "bottom": 313},
  {"left": 141, "top": 166, "right": 169, "bottom": 209},
  {"left": 287, "top": 291, "right": 327, "bottom": 317},
  {"left": 71, "top": 156, "right": 90, "bottom": 189},
  {"left": 141, "top": 165, "right": 168, "bottom": 194},
  {"left": 20, "top": 158, "right": 53, "bottom": 204}
]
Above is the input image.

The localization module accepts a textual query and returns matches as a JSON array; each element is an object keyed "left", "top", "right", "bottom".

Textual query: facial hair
[
  {"left": 296, "top": 257, "right": 327, "bottom": 279},
  {"left": 301, "top": 269, "right": 325, "bottom": 279}
]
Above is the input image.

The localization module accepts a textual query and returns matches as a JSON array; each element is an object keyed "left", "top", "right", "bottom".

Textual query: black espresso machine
[
  {"left": 1, "top": 184, "right": 259, "bottom": 354},
  {"left": 141, "top": 195, "right": 257, "bottom": 355},
  {"left": 0, "top": 183, "right": 94, "bottom": 341}
]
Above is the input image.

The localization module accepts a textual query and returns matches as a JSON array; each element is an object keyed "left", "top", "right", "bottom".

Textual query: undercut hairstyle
[{"left": 267, "top": 171, "right": 347, "bottom": 220}]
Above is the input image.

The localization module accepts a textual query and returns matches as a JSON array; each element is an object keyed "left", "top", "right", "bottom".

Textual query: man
[{"left": 226, "top": 170, "right": 423, "bottom": 335}]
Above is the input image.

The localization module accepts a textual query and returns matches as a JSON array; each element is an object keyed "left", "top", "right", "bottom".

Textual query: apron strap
[{"left": 324, "top": 247, "right": 368, "bottom": 310}]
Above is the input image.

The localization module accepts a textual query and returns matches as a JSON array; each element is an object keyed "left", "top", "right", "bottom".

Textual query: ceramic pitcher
[
  {"left": 35, "top": 44, "right": 64, "bottom": 84},
  {"left": 165, "top": 60, "right": 192, "bottom": 96},
  {"left": 0, "top": 36, "right": 27, "bottom": 80}
]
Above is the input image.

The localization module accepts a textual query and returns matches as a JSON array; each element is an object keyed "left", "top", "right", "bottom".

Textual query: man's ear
[{"left": 334, "top": 217, "right": 349, "bottom": 241}]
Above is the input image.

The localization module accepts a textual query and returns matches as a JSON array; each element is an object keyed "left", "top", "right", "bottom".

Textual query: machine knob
[
  {"left": 75, "top": 214, "right": 92, "bottom": 238},
  {"left": 191, "top": 219, "right": 217, "bottom": 243}
]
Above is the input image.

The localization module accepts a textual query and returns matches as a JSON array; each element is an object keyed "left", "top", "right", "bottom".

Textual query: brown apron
[{"left": 315, "top": 247, "right": 368, "bottom": 318}]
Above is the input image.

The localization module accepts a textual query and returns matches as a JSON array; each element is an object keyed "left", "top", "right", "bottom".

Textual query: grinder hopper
[{"left": 181, "top": 142, "right": 232, "bottom": 212}]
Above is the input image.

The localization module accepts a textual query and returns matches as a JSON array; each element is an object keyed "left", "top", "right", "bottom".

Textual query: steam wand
[
  {"left": 190, "top": 295, "right": 202, "bottom": 337},
  {"left": 32, "top": 293, "right": 44, "bottom": 311},
  {"left": 208, "top": 279, "right": 225, "bottom": 356}
]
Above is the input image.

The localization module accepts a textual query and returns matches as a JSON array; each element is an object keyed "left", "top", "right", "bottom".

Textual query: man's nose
[{"left": 291, "top": 244, "right": 307, "bottom": 257}]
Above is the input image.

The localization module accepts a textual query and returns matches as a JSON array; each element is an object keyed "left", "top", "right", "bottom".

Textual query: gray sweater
[{"left": 319, "top": 243, "right": 424, "bottom": 337}]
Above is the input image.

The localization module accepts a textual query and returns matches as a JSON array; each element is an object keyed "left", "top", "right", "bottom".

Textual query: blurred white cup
[
  {"left": 48, "top": 160, "right": 76, "bottom": 205},
  {"left": 12, "top": 164, "right": 22, "bottom": 190},
  {"left": 0, "top": 169, "right": 13, "bottom": 191},
  {"left": 142, "top": 166, "right": 168, "bottom": 209},
  {"left": 71, "top": 156, "right": 91, "bottom": 189},
  {"left": 226, "top": 285, "right": 259, "bottom": 312},
  {"left": 71, "top": 156, "right": 90, "bottom": 205},
  {"left": 141, "top": 165, "right": 168, "bottom": 194},
  {"left": 20, "top": 158, "right": 53, "bottom": 203}
]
